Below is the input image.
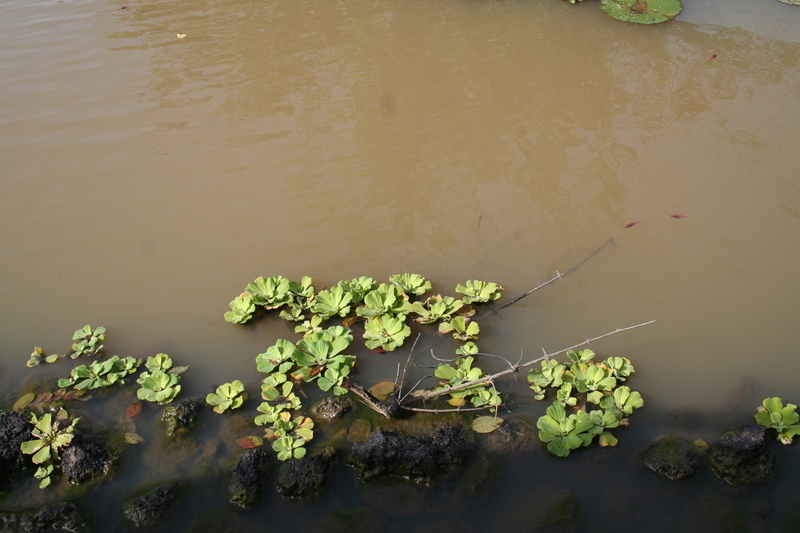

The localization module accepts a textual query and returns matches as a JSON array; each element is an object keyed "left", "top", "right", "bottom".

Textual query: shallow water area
[{"left": 2, "top": 0, "right": 800, "bottom": 531}]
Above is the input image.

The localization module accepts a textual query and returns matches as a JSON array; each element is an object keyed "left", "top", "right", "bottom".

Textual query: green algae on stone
[{"left": 601, "top": 0, "right": 682, "bottom": 24}]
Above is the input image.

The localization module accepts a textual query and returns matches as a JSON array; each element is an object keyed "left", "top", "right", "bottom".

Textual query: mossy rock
[
  {"left": 638, "top": 435, "right": 703, "bottom": 481},
  {"left": 600, "top": 0, "right": 682, "bottom": 24}
]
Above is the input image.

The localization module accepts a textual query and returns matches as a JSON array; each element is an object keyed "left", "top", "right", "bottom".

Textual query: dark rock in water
[
  {"left": 0, "top": 501, "right": 91, "bottom": 533},
  {"left": 639, "top": 435, "right": 703, "bottom": 480},
  {"left": 161, "top": 397, "right": 204, "bottom": 438},
  {"left": 311, "top": 396, "right": 356, "bottom": 423},
  {"left": 61, "top": 435, "right": 115, "bottom": 485},
  {"left": 123, "top": 480, "right": 184, "bottom": 528},
  {"left": 707, "top": 425, "right": 775, "bottom": 485},
  {"left": 276, "top": 447, "right": 338, "bottom": 498},
  {"left": 347, "top": 424, "right": 472, "bottom": 485},
  {"left": 229, "top": 447, "right": 270, "bottom": 508},
  {"left": 0, "top": 411, "right": 33, "bottom": 491}
]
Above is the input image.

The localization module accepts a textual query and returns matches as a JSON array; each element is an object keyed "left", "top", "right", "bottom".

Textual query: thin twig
[
  {"left": 405, "top": 320, "right": 654, "bottom": 405},
  {"left": 395, "top": 333, "right": 421, "bottom": 398},
  {"left": 495, "top": 271, "right": 564, "bottom": 312}
]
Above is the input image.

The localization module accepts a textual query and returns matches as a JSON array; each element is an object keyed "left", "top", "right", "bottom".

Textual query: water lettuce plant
[
  {"left": 57, "top": 355, "right": 141, "bottom": 391},
  {"left": 363, "top": 315, "right": 411, "bottom": 352},
  {"left": 26, "top": 325, "right": 107, "bottom": 366},
  {"left": 311, "top": 285, "right": 353, "bottom": 319},
  {"left": 389, "top": 273, "right": 432, "bottom": 296},
  {"left": 336, "top": 276, "right": 377, "bottom": 303},
  {"left": 455, "top": 280, "right": 503, "bottom": 304},
  {"left": 530, "top": 350, "right": 642, "bottom": 456},
  {"left": 206, "top": 380, "right": 247, "bottom": 414},
  {"left": 356, "top": 284, "right": 411, "bottom": 319},
  {"left": 225, "top": 293, "right": 256, "bottom": 324},
  {"left": 409, "top": 295, "right": 464, "bottom": 324},
  {"left": 246, "top": 275, "right": 293, "bottom": 309},
  {"left": 755, "top": 397, "right": 800, "bottom": 445},
  {"left": 599, "top": 0, "right": 682, "bottom": 24},
  {"left": 438, "top": 316, "right": 480, "bottom": 341},
  {"left": 20, "top": 412, "right": 80, "bottom": 488},
  {"left": 136, "top": 353, "right": 184, "bottom": 405}
]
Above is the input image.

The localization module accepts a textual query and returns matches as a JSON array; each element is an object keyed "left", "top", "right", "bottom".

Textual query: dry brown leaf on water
[
  {"left": 125, "top": 401, "right": 143, "bottom": 418},
  {"left": 236, "top": 436, "right": 263, "bottom": 449}
]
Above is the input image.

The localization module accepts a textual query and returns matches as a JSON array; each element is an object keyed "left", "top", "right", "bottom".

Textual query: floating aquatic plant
[
  {"left": 755, "top": 397, "right": 800, "bottom": 445},
  {"left": 206, "top": 380, "right": 247, "bottom": 414},
  {"left": 20, "top": 412, "right": 80, "bottom": 488},
  {"left": 57, "top": 355, "right": 141, "bottom": 391},
  {"left": 600, "top": 0, "right": 682, "bottom": 25}
]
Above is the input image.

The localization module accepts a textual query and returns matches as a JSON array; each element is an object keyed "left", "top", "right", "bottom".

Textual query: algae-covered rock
[
  {"left": 454, "top": 452, "right": 503, "bottom": 503},
  {"left": 275, "top": 447, "right": 338, "bottom": 498},
  {"left": 0, "top": 501, "right": 91, "bottom": 533},
  {"left": 229, "top": 446, "right": 270, "bottom": 508},
  {"left": 123, "top": 480, "right": 185, "bottom": 528},
  {"left": 476, "top": 414, "right": 540, "bottom": 454},
  {"left": 639, "top": 435, "right": 703, "bottom": 480},
  {"left": 496, "top": 485, "right": 583, "bottom": 533},
  {"left": 347, "top": 423, "right": 472, "bottom": 485},
  {"left": 312, "top": 506, "right": 396, "bottom": 533},
  {"left": 161, "top": 397, "right": 204, "bottom": 438},
  {"left": 61, "top": 435, "right": 116, "bottom": 485},
  {"left": 707, "top": 425, "right": 775, "bottom": 484},
  {"left": 311, "top": 396, "right": 356, "bottom": 423},
  {"left": 0, "top": 411, "right": 33, "bottom": 492},
  {"left": 681, "top": 494, "right": 766, "bottom": 533}
]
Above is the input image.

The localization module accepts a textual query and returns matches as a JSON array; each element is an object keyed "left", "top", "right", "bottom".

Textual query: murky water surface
[{"left": 2, "top": 0, "right": 799, "bottom": 530}]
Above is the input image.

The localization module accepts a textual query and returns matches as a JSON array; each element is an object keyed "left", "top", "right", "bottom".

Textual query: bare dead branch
[{"left": 404, "top": 320, "right": 654, "bottom": 405}]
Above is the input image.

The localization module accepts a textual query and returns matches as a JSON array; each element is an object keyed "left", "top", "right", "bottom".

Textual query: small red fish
[
  {"left": 670, "top": 214, "right": 688, "bottom": 219},
  {"left": 624, "top": 221, "right": 642, "bottom": 228},
  {"left": 707, "top": 54, "right": 717, "bottom": 60}
]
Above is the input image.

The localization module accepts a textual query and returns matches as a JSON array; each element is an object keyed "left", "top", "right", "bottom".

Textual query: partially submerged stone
[
  {"left": 496, "top": 485, "right": 583, "bottom": 533},
  {"left": 123, "top": 480, "right": 185, "bottom": 528},
  {"left": 454, "top": 452, "right": 503, "bottom": 503},
  {"left": 61, "top": 435, "right": 116, "bottom": 485},
  {"left": 639, "top": 435, "right": 703, "bottom": 480},
  {"left": 0, "top": 411, "right": 33, "bottom": 492},
  {"left": 476, "top": 414, "right": 540, "bottom": 454},
  {"left": 276, "top": 447, "right": 338, "bottom": 498},
  {"left": 311, "top": 396, "right": 356, "bottom": 423},
  {"left": 161, "top": 397, "right": 204, "bottom": 438},
  {"left": 0, "top": 501, "right": 91, "bottom": 533},
  {"left": 347, "top": 423, "right": 472, "bottom": 485},
  {"left": 707, "top": 425, "right": 775, "bottom": 484},
  {"left": 229, "top": 447, "right": 270, "bottom": 508}
]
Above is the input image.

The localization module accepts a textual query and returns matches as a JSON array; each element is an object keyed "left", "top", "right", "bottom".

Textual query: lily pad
[
  {"left": 346, "top": 419, "right": 371, "bottom": 443},
  {"left": 368, "top": 381, "right": 395, "bottom": 401},
  {"left": 126, "top": 401, "right": 143, "bottom": 418},
  {"left": 13, "top": 392, "right": 36, "bottom": 412},
  {"left": 600, "top": 0, "right": 682, "bottom": 24},
  {"left": 472, "top": 416, "right": 504, "bottom": 434},
  {"left": 236, "top": 435, "right": 263, "bottom": 449},
  {"left": 124, "top": 432, "right": 146, "bottom": 444}
]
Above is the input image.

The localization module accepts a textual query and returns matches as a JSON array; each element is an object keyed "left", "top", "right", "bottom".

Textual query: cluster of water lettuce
[
  {"left": 566, "top": 0, "right": 683, "bottom": 25},
  {"left": 530, "top": 349, "right": 643, "bottom": 457},
  {"left": 225, "top": 274, "right": 503, "bottom": 460},
  {"left": 16, "top": 326, "right": 190, "bottom": 487}
]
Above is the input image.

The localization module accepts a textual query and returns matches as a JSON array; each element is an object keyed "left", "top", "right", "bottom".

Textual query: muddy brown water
[{"left": 2, "top": 0, "right": 799, "bottom": 530}]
